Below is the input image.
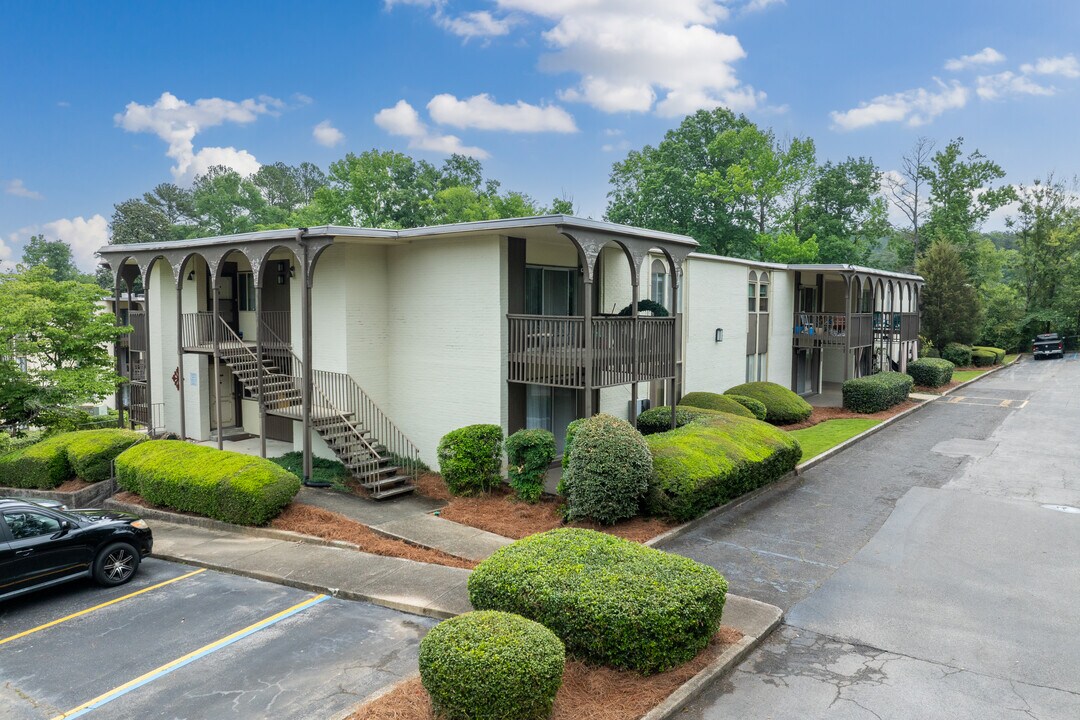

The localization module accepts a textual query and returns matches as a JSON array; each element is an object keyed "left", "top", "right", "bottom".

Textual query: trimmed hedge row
[
  {"left": 419, "top": 611, "right": 564, "bottom": 720},
  {"left": 971, "top": 349, "right": 997, "bottom": 366},
  {"left": 907, "top": 358, "right": 954, "bottom": 387},
  {"left": 678, "top": 392, "right": 755, "bottom": 419},
  {"left": 727, "top": 394, "right": 768, "bottom": 420},
  {"left": 437, "top": 424, "right": 503, "bottom": 496},
  {"left": 724, "top": 382, "right": 812, "bottom": 425},
  {"left": 468, "top": 528, "right": 727, "bottom": 674},
  {"left": 563, "top": 414, "right": 652, "bottom": 525},
  {"left": 941, "top": 342, "right": 972, "bottom": 367},
  {"left": 116, "top": 440, "right": 300, "bottom": 525},
  {"left": 0, "top": 429, "right": 143, "bottom": 489},
  {"left": 842, "top": 371, "right": 914, "bottom": 413},
  {"left": 636, "top": 405, "right": 733, "bottom": 435},
  {"left": 645, "top": 414, "right": 802, "bottom": 521},
  {"left": 974, "top": 346, "right": 1006, "bottom": 364}
]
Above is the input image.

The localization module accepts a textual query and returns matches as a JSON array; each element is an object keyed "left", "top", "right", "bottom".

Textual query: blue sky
[{"left": 2, "top": 0, "right": 1079, "bottom": 270}]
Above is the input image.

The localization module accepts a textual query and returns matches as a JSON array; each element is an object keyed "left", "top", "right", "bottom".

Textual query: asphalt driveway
[
  {"left": 0, "top": 559, "right": 432, "bottom": 719},
  {"left": 665, "top": 356, "right": 1080, "bottom": 719}
]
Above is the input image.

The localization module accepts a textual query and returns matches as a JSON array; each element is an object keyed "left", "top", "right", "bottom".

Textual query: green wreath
[{"left": 616, "top": 299, "right": 669, "bottom": 317}]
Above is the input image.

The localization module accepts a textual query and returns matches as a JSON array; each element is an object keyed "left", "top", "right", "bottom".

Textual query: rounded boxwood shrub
[
  {"left": 907, "top": 357, "right": 954, "bottom": 387},
  {"left": 0, "top": 429, "right": 143, "bottom": 489},
  {"left": 646, "top": 414, "right": 802, "bottom": 521},
  {"left": 437, "top": 424, "right": 504, "bottom": 496},
  {"left": 726, "top": 394, "right": 768, "bottom": 421},
  {"left": 504, "top": 428, "right": 555, "bottom": 503},
  {"left": 469, "top": 528, "right": 727, "bottom": 674},
  {"left": 678, "top": 391, "right": 755, "bottom": 418},
  {"left": 636, "top": 405, "right": 730, "bottom": 435},
  {"left": 842, "top": 371, "right": 914, "bottom": 413},
  {"left": 973, "top": 346, "right": 1006, "bottom": 364},
  {"left": 563, "top": 414, "right": 652, "bottom": 525},
  {"left": 941, "top": 342, "right": 973, "bottom": 367},
  {"left": 556, "top": 418, "right": 586, "bottom": 497},
  {"left": 723, "top": 382, "right": 812, "bottom": 425},
  {"left": 419, "top": 611, "right": 564, "bottom": 720},
  {"left": 116, "top": 440, "right": 300, "bottom": 525},
  {"left": 971, "top": 349, "right": 996, "bottom": 366}
]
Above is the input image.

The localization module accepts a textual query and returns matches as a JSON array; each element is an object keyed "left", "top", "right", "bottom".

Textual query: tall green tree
[
  {"left": 804, "top": 157, "right": 889, "bottom": 264},
  {"left": 0, "top": 265, "right": 126, "bottom": 428},
  {"left": 918, "top": 240, "right": 982, "bottom": 349},
  {"left": 20, "top": 235, "right": 83, "bottom": 281},
  {"left": 110, "top": 198, "right": 172, "bottom": 245}
]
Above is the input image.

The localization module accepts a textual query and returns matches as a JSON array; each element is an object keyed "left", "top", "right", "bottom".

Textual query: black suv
[
  {"left": 1032, "top": 333, "right": 1065, "bottom": 360},
  {"left": 0, "top": 499, "right": 153, "bottom": 602}
]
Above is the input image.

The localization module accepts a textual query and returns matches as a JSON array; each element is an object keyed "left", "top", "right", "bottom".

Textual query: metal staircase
[{"left": 214, "top": 318, "right": 419, "bottom": 499}]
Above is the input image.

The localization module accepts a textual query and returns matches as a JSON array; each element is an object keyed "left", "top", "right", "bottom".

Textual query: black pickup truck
[{"left": 1032, "top": 333, "right": 1065, "bottom": 359}]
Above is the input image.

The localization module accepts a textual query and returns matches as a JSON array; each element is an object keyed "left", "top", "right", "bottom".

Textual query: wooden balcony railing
[
  {"left": 507, "top": 314, "right": 676, "bottom": 389},
  {"left": 128, "top": 311, "right": 147, "bottom": 352},
  {"left": 900, "top": 312, "right": 919, "bottom": 342},
  {"left": 183, "top": 311, "right": 293, "bottom": 350},
  {"left": 261, "top": 310, "right": 291, "bottom": 348},
  {"left": 849, "top": 313, "right": 873, "bottom": 348},
  {"left": 792, "top": 312, "right": 849, "bottom": 349}
]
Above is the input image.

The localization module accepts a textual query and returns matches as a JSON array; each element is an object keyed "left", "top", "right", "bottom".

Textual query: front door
[{"left": 209, "top": 363, "right": 237, "bottom": 429}]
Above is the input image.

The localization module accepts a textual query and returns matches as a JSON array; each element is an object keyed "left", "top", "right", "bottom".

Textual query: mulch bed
[
  {"left": 785, "top": 399, "right": 921, "bottom": 431},
  {"left": 114, "top": 491, "right": 476, "bottom": 571},
  {"left": 54, "top": 478, "right": 94, "bottom": 492},
  {"left": 346, "top": 627, "right": 745, "bottom": 720},
  {"left": 914, "top": 381, "right": 961, "bottom": 395},
  {"left": 414, "top": 474, "right": 676, "bottom": 544}
]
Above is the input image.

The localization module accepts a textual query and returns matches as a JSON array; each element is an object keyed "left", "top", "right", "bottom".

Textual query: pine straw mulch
[
  {"left": 114, "top": 491, "right": 476, "bottom": 571},
  {"left": 54, "top": 478, "right": 94, "bottom": 492},
  {"left": 346, "top": 626, "right": 745, "bottom": 720},
  {"left": 414, "top": 474, "right": 676, "bottom": 544},
  {"left": 913, "top": 381, "right": 961, "bottom": 395},
  {"left": 784, "top": 399, "right": 921, "bottom": 431}
]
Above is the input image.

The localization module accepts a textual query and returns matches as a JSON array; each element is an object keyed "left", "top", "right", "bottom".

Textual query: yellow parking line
[
  {"left": 1000, "top": 399, "right": 1013, "bottom": 407},
  {"left": 0, "top": 568, "right": 206, "bottom": 647}
]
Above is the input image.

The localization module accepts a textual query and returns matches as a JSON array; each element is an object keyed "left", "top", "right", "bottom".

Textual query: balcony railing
[
  {"left": 507, "top": 314, "right": 676, "bottom": 389},
  {"left": 795, "top": 311, "right": 919, "bottom": 350},
  {"left": 792, "top": 312, "right": 849, "bottom": 349},
  {"left": 128, "top": 311, "right": 147, "bottom": 352},
  {"left": 261, "top": 310, "right": 291, "bottom": 348},
  {"left": 183, "top": 311, "right": 293, "bottom": 350}
]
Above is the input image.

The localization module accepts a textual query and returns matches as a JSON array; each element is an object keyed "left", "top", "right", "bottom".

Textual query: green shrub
[
  {"left": 65, "top": 429, "right": 143, "bottom": 482},
  {"left": 437, "top": 424, "right": 503, "bottom": 496},
  {"left": 556, "top": 418, "right": 586, "bottom": 497},
  {"left": 907, "top": 358, "right": 954, "bottom": 387},
  {"left": 971, "top": 349, "right": 996, "bottom": 367},
  {"left": 723, "top": 382, "right": 812, "bottom": 425},
  {"left": 0, "top": 434, "right": 73, "bottom": 489},
  {"left": 0, "top": 430, "right": 44, "bottom": 456},
  {"left": 563, "top": 414, "right": 652, "bottom": 525},
  {"left": 469, "top": 528, "right": 727, "bottom": 674},
  {"left": 0, "top": 429, "right": 142, "bottom": 489},
  {"left": 115, "top": 440, "right": 300, "bottom": 525},
  {"left": 419, "top": 611, "right": 564, "bottom": 720},
  {"left": 505, "top": 429, "right": 555, "bottom": 503},
  {"left": 678, "top": 392, "right": 755, "bottom": 418},
  {"left": 973, "top": 346, "right": 1006, "bottom": 364},
  {"left": 842, "top": 372, "right": 914, "bottom": 413},
  {"left": 269, "top": 451, "right": 348, "bottom": 487},
  {"left": 636, "top": 405, "right": 730, "bottom": 435},
  {"left": 941, "top": 342, "right": 973, "bottom": 367},
  {"left": 726, "top": 394, "right": 768, "bottom": 420},
  {"left": 645, "top": 414, "right": 802, "bottom": 521}
]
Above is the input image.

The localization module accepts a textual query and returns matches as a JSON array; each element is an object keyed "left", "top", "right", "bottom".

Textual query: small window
[
  {"left": 758, "top": 281, "right": 769, "bottom": 313},
  {"left": 650, "top": 259, "right": 668, "bottom": 306},
  {"left": 747, "top": 283, "right": 757, "bottom": 312},
  {"left": 4, "top": 510, "right": 62, "bottom": 540},
  {"left": 238, "top": 272, "right": 256, "bottom": 312}
]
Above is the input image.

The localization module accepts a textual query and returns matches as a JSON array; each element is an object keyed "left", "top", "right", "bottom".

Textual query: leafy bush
[
  {"left": 726, "top": 394, "right": 768, "bottom": 420},
  {"left": 0, "top": 430, "right": 43, "bottom": 456},
  {"left": 678, "top": 392, "right": 755, "bottom": 418},
  {"left": 469, "top": 529, "right": 727, "bottom": 674},
  {"left": 0, "top": 429, "right": 142, "bottom": 489},
  {"left": 563, "top": 414, "right": 652, "bottom": 525},
  {"left": 646, "top": 414, "right": 802, "bottom": 521},
  {"left": 636, "top": 405, "right": 732, "bottom": 435},
  {"left": 64, "top": 429, "right": 143, "bottom": 482},
  {"left": 505, "top": 429, "right": 555, "bottom": 503},
  {"left": 419, "top": 611, "right": 564, "bottom": 720},
  {"left": 437, "top": 424, "right": 503, "bottom": 496},
  {"left": 971, "top": 349, "right": 996, "bottom": 367},
  {"left": 556, "top": 418, "right": 586, "bottom": 497},
  {"left": 842, "top": 372, "right": 914, "bottom": 413},
  {"left": 941, "top": 342, "right": 973, "bottom": 367},
  {"left": 723, "top": 382, "right": 813, "bottom": 425},
  {"left": 116, "top": 440, "right": 300, "bottom": 525},
  {"left": 907, "top": 358, "right": 954, "bottom": 387},
  {"left": 973, "top": 346, "right": 1005, "bottom": 364}
]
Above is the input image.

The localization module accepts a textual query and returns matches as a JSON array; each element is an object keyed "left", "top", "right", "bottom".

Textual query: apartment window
[
  {"left": 651, "top": 259, "right": 668, "bottom": 307},
  {"left": 526, "top": 385, "right": 578, "bottom": 453},
  {"left": 526, "top": 266, "right": 577, "bottom": 316},
  {"left": 746, "top": 271, "right": 770, "bottom": 382},
  {"left": 238, "top": 272, "right": 256, "bottom": 312}
]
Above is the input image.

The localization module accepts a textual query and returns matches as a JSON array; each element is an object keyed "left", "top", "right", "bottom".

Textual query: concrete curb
[
  {"left": 104, "top": 498, "right": 474, "bottom": 562},
  {"left": 3, "top": 478, "right": 117, "bottom": 509}
]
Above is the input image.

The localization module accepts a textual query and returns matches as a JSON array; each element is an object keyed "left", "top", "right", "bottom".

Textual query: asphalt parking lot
[{"left": 0, "top": 558, "right": 432, "bottom": 720}]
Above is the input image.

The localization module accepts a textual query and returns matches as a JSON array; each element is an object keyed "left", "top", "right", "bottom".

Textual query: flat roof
[
  {"left": 788, "top": 264, "right": 924, "bottom": 282},
  {"left": 95, "top": 215, "right": 698, "bottom": 257}
]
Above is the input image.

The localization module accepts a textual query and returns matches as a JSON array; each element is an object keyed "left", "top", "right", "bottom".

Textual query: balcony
[
  {"left": 794, "top": 311, "right": 919, "bottom": 350},
  {"left": 507, "top": 314, "right": 676, "bottom": 389},
  {"left": 182, "top": 311, "right": 291, "bottom": 352}
]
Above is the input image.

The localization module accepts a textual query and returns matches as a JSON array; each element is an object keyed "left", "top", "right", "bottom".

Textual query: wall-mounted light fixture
[
  {"left": 715, "top": 328, "right": 724, "bottom": 342},
  {"left": 289, "top": 264, "right": 295, "bottom": 278},
  {"left": 187, "top": 270, "right": 195, "bottom": 281}
]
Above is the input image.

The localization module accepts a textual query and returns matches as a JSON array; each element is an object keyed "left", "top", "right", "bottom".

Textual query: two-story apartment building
[{"left": 97, "top": 216, "right": 921, "bottom": 498}]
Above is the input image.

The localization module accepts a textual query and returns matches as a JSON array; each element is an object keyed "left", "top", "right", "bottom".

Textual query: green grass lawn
[
  {"left": 787, "top": 418, "right": 881, "bottom": 461},
  {"left": 952, "top": 368, "right": 991, "bottom": 383},
  {"left": 1004, "top": 353, "right": 1020, "bottom": 364}
]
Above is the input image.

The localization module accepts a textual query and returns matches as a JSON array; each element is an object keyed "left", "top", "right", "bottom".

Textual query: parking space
[{"left": 0, "top": 558, "right": 432, "bottom": 720}]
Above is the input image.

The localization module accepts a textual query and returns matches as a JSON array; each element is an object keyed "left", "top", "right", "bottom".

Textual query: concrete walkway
[
  {"left": 149, "top": 519, "right": 474, "bottom": 618},
  {"left": 296, "top": 487, "right": 514, "bottom": 562}
]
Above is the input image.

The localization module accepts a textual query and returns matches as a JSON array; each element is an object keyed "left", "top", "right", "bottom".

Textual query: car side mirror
[{"left": 55, "top": 520, "right": 71, "bottom": 537}]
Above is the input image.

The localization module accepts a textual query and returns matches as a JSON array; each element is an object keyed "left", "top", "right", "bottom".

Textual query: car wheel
[{"left": 93, "top": 542, "right": 140, "bottom": 587}]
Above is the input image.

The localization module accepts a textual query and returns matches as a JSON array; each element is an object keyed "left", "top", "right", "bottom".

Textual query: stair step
[
  {"left": 354, "top": 465, "right": 396, "bottom": 480},
  {"left": 363, "top": 473, "right": 412, "bottom": 490},
  {"left": 370, "top": 483, "right": 416, "bottom": 500}
]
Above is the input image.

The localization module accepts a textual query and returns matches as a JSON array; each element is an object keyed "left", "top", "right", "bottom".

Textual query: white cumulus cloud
[
  {"left": 944, "top": 47, "right": 1006, "bottom": 71},
  {"left": 6, "top": 215, "right": 110, "bottom": 272},
  {"left": 115, "top": 91, "right": 281, "bottom": 182},
  {"left": 441, "top": 10, "right": 515, "bottom": 38},
  {"left": 5, "top": 179, "right": 44, "bottom": 200},
  {"left": 374, "top": 100, "right": 489, "bottom": 158},
  {"left": 1021, "top": 54, "right": 1080, "bottom": 78},
  {"left": 427, "top": 93, "right": 577, "bottom": 132},
  {"left": 313, "top": 120, "right": 345, "bottom": 147},
  {"left": 976, "top": 71, "right": 1055, "bottom": 100},
  {"left": 743, "top": 0, "right": 785, "bottom": 13},
  {"left": 830, "top": 79, "right": 969, "bottom": 131}
]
